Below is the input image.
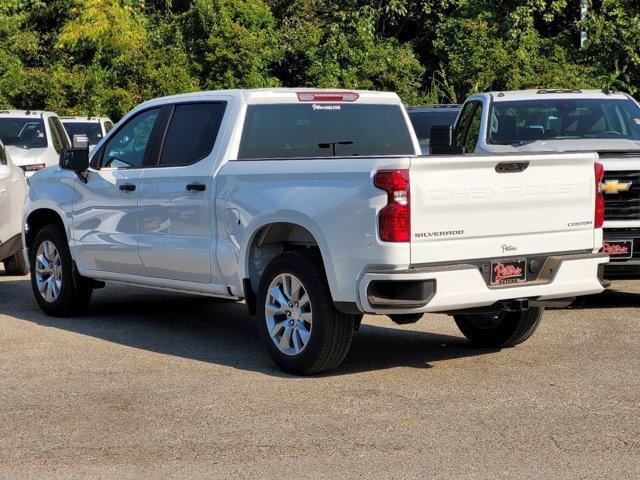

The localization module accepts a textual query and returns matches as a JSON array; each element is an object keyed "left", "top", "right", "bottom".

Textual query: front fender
[{"left": 22, "top": 168, "right": 76, "bottom": 259}]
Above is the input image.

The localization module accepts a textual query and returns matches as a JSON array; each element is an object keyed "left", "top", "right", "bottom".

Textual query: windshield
[
  {"left": 489, "top": 98, "right": 640, "bottom": 144},
  {"left": 238, "top": 104, "right": 415, "bottom": 159},
  {"left": 409, "top": 110, "right": 460, "bottom": 140},
  {"left": 0, "top": 118, "right": 47, "bottom": 148},
  {"left": 62, "top": 121, "right": 103, "bottom": 144}
]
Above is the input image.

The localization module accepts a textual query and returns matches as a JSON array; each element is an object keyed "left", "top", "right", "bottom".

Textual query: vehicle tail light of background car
[
  {"left": 296, "top": 92, "right": 360, "bottom": 102},
  {"left": 595, "top": 162, "right": 605, "bottom": 229},
  {"left": 374, "top": 169, "right": 410, "bottom": 242}
]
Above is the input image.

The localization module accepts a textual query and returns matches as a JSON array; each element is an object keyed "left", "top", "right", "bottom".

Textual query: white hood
[
  {"left": 486, "top": 138, "right": 640, "bottom": 154},
  {"left": 5, "top": 146, "right": 48, "bottom": 167}
]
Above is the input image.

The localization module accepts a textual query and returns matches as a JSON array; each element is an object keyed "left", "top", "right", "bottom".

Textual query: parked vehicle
[
  {"left": 0, "top": 140, "right": 28, "bottom": 274},
  {"left": 0, "top": 110, "right": 71, "bottom": 179},
  {"left": 407, "top": 104, "right": 461, "bottom": 152},
  {"left": 23, "top": 88, "right": 607, "bottom": 374},
  {"left": 60, "top": 116, "right": 114, "bottom": 150},
  {"left": 438, "top": 89, "right": 640, "bottom": 277}
]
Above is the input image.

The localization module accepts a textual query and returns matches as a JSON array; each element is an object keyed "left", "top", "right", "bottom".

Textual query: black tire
[
  {"left": 257, "top": 250, "right": 360, "bottom": 375},
  {"left": 453, "top": 307, "right": 543, "bottom": 348},
  {"left": 30, "top": 225, "right": 93, "bottom": 317},
  {"left": 3, "top": 249, "right": 29, "bottom": 275}
]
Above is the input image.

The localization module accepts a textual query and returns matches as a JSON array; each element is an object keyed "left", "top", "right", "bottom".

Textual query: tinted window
[
  {"left": 464, "top": 103, "right": 483, "bottom": 152},
  {"left": 489, "top": 98, "right": 640, "bottom": 144},
  {"left": 159, "top": 103, "right": 226, "bottom": 166},
  {"left": 0, "top": 118, "right": 47, "bottom": 148},
  {"left": 409, "top": 110, "right": 460, "bottom": 140},
  {"left": 102, "top": 108, "right": 160, "bottom": 169},
  {"left": 238, "top": 104, "right": 414, "bottom": 159},
  {"left": 104, "top": 121, "right": 114, "bottom": 133},
  {"left": 453, "top": 101, "right": 478, "bottom": 148},
  {"left": 48, "top": 118, "right": 64, "bottom": 153},
  {"left": 51, "top": 117, "right": 70, "bottom": 149},
  {"left": 62, "top": 121, "right": 103, "bottom": 144}
]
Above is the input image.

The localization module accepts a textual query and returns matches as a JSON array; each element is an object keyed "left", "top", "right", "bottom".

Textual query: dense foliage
[{"left": 0, "top": 0, "right": 638, "bottom": 119}]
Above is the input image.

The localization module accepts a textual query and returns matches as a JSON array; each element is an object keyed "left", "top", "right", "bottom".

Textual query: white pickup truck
[
  {"left": 0, "top": 110, "right": 71, "bottom": 179},
  {"left": 23, "top": 88, "right": 607, "bottom": 374},
  {"left": 433, "top": 89, "right": 640, "bottom": 277}
]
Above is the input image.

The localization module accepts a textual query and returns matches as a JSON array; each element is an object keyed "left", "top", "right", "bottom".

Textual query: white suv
[
  {"left": 60, "top": 116, "right": 114, "bottom": 150},
  {"left": 0, "top": 110, "right": 71, "bottom": 179},
  {"left": 0, "top": 140, "right": 28, "bottom": 274}
]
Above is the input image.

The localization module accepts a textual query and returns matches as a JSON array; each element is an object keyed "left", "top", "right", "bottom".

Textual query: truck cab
[
  {"left": 60, "top": 116, "right": 115, "bottom": 150},
  {"left": 0, "top": 110, "right": 71, "bottom": 179},
  {"left": 446, "top": 89, "right": 640, "bottom": 277}
]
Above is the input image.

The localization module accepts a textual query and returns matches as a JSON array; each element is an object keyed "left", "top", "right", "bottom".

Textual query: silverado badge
[{"left": 601, "top": 180, "right": 631, "bottom": 195}]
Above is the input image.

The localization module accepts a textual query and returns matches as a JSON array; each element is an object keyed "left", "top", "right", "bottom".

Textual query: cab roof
[
  {"left": 136, "top": 88, "right": 402, "bottom": 110},
  {"left": 0, "top": 109, "right": 57, "bottom": 117},
  {"left": 487, "top": 89, "right": 632, "bottom": 102},
  {"left": 60, "top": 116, "right": 111, "bottom": 122}
]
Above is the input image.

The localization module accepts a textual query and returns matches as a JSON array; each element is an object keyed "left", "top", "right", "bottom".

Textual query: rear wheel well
[
  {"left": 25, "top": 209, "right": 66, "bottom": 255},
  {"left": 245, "top": 223, "right": 324, "bottom": 312}
]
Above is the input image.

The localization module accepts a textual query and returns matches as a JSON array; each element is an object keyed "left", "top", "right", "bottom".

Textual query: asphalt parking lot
[{"left": 0, "top": 270, "right": 638, "bottom": 479}]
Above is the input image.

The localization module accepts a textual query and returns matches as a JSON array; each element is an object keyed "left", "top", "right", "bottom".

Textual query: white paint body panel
[
  {"left": 0, "top": 144, "right": 28, "bottom": 253},
  {"left": 410, "top": 152, "right": 599, "bottom": 264},
  {"left": 23, "top": 88, "right": 605, "bottom": 314}
]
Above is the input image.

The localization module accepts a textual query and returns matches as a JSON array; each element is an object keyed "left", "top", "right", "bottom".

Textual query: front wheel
[
  {"left": 30, "top": 225, "right": 93, "bottom": 317},
  {"left": 257, "top": 250, "right": 359, "bottom": 375},
  {"left": 453, "top": 307, "right": 543, "bottom": 348}
]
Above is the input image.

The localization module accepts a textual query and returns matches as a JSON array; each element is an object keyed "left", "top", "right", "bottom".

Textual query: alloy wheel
[
  {"left": 265, "top": 273, "right": 312, "bottom": 356},
  {"left": 34, "top": 240, "right": 63, "bottom": 303}
]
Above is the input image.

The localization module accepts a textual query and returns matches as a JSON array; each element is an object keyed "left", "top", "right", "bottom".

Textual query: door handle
[
  {"left": 186, "top": 182, "right": 206, "bottom": 192},
  {"left": 495, "top": 162, "right": 529, "bottom": 173},
  {"left": 119, "top": 183, "right": 136, "bottom": 192}
]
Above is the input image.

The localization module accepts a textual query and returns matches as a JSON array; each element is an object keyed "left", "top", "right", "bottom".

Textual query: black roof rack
[{"left": 536, "top": 89, "right": 582, "bottom": 94}]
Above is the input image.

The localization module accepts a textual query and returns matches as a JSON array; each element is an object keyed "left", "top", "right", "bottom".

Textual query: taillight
[
  {"left": 595, "top": 162, "right": 605, "bottom": 228},
  {"left": 374, "top": 169, "right": 410, "bottom": 242},
  {"left": 296, "top": 91, "right": 359, "bottom": 102}
]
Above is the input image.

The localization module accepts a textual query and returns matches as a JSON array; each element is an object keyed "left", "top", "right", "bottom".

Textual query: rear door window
[
  {"left": 238, "top": 104, "right": 415, "bottom": 159},
  {"left": 159, "top": 102, "right": 226, "bottom": 167}
]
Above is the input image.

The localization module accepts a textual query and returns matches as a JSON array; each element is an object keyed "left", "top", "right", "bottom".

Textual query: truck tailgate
[{"left": 410, "top": 152, "right": 598, "bottom": 264}]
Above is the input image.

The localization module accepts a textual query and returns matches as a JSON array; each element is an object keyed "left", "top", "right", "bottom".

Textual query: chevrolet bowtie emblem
[{"left": 601, "top": 180, "right": 632, "bottom": 195}]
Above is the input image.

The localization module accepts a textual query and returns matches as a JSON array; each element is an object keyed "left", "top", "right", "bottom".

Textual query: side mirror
[
  {"left": 0, "top": 164, "right": 11, "bottom": 181},
  {"left": 429, "top": 125, "right": 464, "bottom": 155},
  {"left": 430, "top": 125, "right": 453, "bottom": 147},
  {"left": 60, "top": 148, "right": 89, "bottom": 172},
  {"left": 72, "top": 134, "right": 90, "bottom": 149}
]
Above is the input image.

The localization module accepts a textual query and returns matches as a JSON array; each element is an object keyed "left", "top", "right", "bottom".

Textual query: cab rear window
[{"left": 237, "top": 104, "right": 414, "bottom": 159}]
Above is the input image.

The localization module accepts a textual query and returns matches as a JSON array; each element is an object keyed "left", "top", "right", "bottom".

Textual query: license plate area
[
  {"left": 601, "top": 240, "right": 633, "bottom": 259},
  {"left": 490, "top": 259, "right": 527, "bottom": 286}
]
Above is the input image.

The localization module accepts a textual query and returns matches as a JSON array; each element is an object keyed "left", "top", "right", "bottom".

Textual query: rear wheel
[
  {"left": 257, "top": 250, "right": 359, "bottom": 375},
  {"left": 3, "top": 249, "right": 28, "bottom": 275},
  {"left": 453, "top": 307, "right": 543, "bottom": 348},
  {"left": 30, "top": 225, "right": 93, "bottom": 317}
]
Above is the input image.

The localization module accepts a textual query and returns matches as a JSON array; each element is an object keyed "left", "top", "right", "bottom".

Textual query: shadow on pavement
[
  {"left": 0, "top": 276, "right": 498, "bottom": 377},
  {"left": 565, "top": 287, "right": 640, "bottom": 310}
]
